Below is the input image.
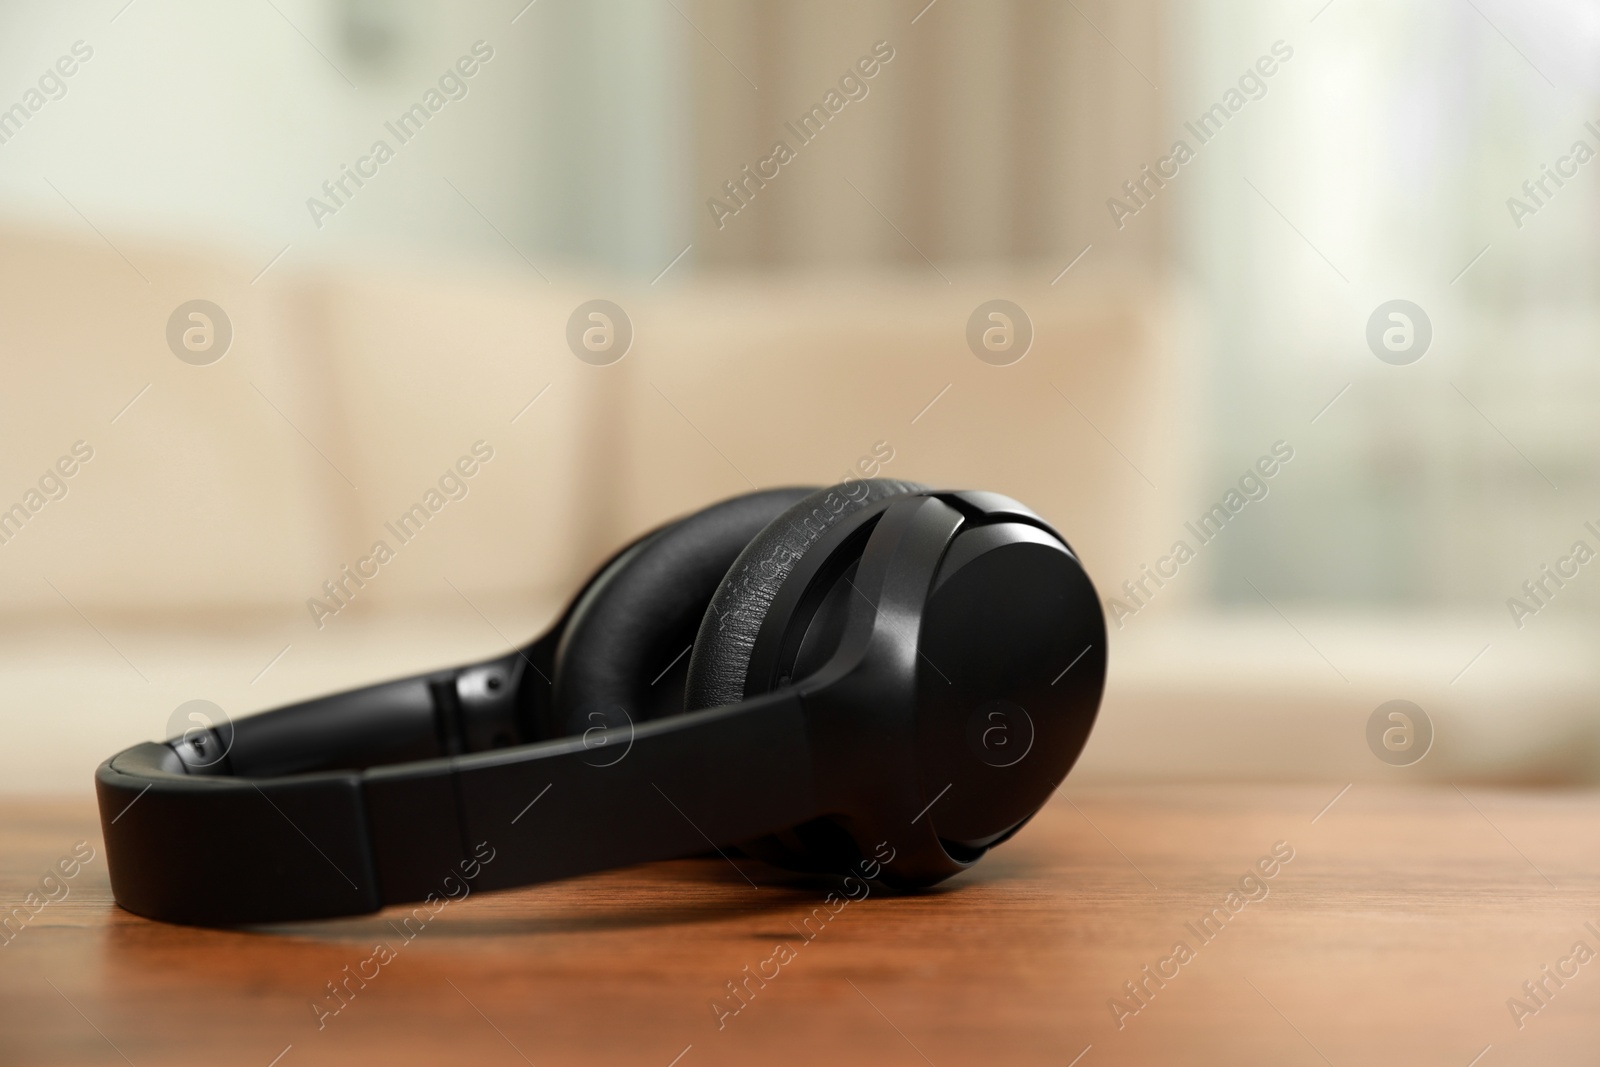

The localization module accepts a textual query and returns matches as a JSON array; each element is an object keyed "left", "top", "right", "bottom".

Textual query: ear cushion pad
[
  {"left": 684, "top": 478, "right": 928, "bottom": 711},
  {"left": 552, "top": 487, "right": 814, "bottom": 733}
]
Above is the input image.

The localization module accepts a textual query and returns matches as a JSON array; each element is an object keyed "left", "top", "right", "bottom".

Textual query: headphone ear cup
[
  {"left": 682, "top": 478, "right": 927, "bottom": 881},
  {"left": 684, "top": 478, "right": 927, "bottom": 711},
  {"left": 550, "top": 488, "right": 812, "bottom": 735}
]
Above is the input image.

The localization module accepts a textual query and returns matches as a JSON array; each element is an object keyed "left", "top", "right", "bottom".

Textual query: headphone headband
[{"left": 96, "top": 685, "right": 817, "bottom": 925}]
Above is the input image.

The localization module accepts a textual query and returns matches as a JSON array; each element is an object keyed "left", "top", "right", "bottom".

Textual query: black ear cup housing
[
  {"left": 684, "top": 482, "right": 1106, "bottom": 886},
  {"left": 803, "top": 489, "right": 1104, "bottom": 887},
  {"left": 911, "top": 507, "right": 1105, "bottom": 853}
]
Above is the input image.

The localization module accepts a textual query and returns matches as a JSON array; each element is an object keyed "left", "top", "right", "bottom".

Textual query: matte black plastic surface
[
  {"left": 96, "top": 744, "right": 379, "bottom": 925},
  {"left": 96, "top": 691, "right": 818, "bottom": 924}
]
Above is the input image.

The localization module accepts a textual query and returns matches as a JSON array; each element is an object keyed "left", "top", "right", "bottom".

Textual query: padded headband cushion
[
  {"left": 552, "top": 487, "right": 813, "bottom": 733},
  {"left": 684, "top": 478, "right": 929, "bottom": 712}
]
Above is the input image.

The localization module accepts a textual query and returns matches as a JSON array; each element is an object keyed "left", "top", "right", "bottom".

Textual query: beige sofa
[{"left": 4, "top": 225, "right": 1594, "bottom": 792}]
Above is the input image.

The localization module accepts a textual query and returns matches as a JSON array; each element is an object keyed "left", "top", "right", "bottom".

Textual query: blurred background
[{"left": 2, "top": 0, "right": 1596, "bottom": 791}]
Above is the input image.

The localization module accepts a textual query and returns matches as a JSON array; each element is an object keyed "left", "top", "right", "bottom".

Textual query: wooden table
[{"left": 3, "top": 785, "right": 1598, "bottom": 1066}]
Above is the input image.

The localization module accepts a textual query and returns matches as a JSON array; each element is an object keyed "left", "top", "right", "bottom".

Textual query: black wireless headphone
[{"left": 96, "top": 480, "right": 1107, "bottom": 925}]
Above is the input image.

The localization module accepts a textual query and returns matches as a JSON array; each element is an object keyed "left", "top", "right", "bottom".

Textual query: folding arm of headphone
[{"left": 792, "top": 492, "right": 973, "bottom": 886}]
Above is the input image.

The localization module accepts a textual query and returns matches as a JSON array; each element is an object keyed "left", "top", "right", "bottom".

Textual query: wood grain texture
[{"left": 3, "top": 785, "right": 1599, "bottom": 1065}]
